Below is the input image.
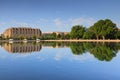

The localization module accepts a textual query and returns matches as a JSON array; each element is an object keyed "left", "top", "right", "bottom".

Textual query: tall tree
[
  {"left": 100, "top": 19, "right": 117, "bottom": 39},
  {"left": 89, "top": 19, "right": 117, "bottom": 39},
  {"left": 89, "top": 20, "right": 103, "bottom": 39},
  {"left": 70, "top": 25, "right": 85, "bottom": 39}
]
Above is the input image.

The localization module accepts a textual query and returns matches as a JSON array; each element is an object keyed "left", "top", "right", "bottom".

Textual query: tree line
[
  {"left": 40, "top": 19, "right": 120, "bottom": 40},
  {"left": 70, "top": 19, "right": 120, "bottom": 39},
  {"left": 40, "top": 32, "right": 70, "bottom": 40}
]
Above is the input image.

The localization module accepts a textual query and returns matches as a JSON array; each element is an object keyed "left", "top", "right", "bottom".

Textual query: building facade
[{"left": 3, "top": 27, "right": 42, "bottom": 39}]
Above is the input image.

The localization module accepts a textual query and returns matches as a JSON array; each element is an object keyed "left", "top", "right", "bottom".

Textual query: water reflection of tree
[
  {"left": 70, "top": 42, "right": 85, "bottom": 55},
  {"left": 41, "top": 42, "right": 120, "bottom": 61},
  {"left": 1, "top": 41, "right": 120, "bottom": 61},
  {"left": 86, "top": 43, "right": 116, "bottom": 61},
  {"left": 70, "top": 42, "right": 120, "bottom": 61},
  {"left": 0, "top": 42, "right": 1, "bottom": 46},
  {"left": 41, "top": 42, "right": 70, "bottom": 48}
]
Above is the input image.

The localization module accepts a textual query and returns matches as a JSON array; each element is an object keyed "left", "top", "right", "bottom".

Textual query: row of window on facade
[{"left": 12, "top": 29, "right": 40, "bottom": 34}]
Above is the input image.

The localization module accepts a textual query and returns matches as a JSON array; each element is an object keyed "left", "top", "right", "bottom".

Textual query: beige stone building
[{"left": 3, "top": 27, "right": 42, "bottom": 39}]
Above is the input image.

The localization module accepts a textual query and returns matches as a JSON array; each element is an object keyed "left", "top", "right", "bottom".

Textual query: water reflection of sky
[{"left": 0, "top": 44, "right": 120, "bottom": 80}]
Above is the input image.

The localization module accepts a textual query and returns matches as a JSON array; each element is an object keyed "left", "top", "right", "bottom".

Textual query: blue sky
[{"left": 0, "top": 0, "right": 120, "bottom": 33}]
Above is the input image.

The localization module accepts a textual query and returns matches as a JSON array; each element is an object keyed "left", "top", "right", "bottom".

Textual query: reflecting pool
[{"left": 0, "top": 42, "right": 120, "bottom": 80}]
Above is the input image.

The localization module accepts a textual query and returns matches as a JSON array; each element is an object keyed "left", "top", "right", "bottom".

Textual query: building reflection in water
[
  {"left": 1, "top": 42, "right": 70, "bottom": 54},
  {"left": 2, "top": 42, "right": 42, "bottom": 53}
]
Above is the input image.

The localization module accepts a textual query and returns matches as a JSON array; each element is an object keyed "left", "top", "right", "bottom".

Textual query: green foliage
[
  {"left": 40, "top": 33, "right": 70, "bottom": 40},
  {"left": 57, "top": 33, "right": 70, "bottom": 39},
  {"left": 64, "top": 34, "right": 70, "bottom": 39},
  {"left": 0, "top": 36, "right": 2, "bottom": 40},
  {"left": 57, "top": 34, "right": 62, "bottom": 39},
  {"left": 40, "top": 33, "right": 56, "bottom": 40},
  {"left": 57, "top": 34, "right": 64, "bottom": 39},
  {"left": 17, "top": 36, "right": 24, "bottom": 40},
  {"left": 115, "top": 30, "right": 120, "bottom": 39},
  {"left": 51, "top": 32, "right": 57, "bottom": 39},
  {"left": 89, "top": 19, "right": 117, "bottom": 39},
  {"left": 83, "top": 29, "right": 95, "bottom": 39},
  {"left": 60, "top": 34, "right": 65, "bottom": 39},
  {"left": 32, "top": 35, "right": 36, "bottom": 40},
  {"left": 70, "top": 25, "right": 85, "bottom": 39}
]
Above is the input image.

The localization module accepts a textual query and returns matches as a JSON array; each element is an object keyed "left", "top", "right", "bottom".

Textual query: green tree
[
  {"left": 115, "top": 30, "right": 120, "bottom": 39},
  {"left": 83, "top": 29, "right": 95, "bottom": 39},
  {"left": 64, "top": 34, "right": 70, "bottom": 39},
  {"left": 51, "top": 32, "right": 57, "bottom": 39},
  {"left": 100, "top": 19, "right": 117, "bottom": 39},
  {"left": 32, "top": 35, "right": 37, "bottom": 40},
  {"left": 57, "top": 34, "right": 62, "bottom": 39},
  {"left": 19, "top": 36, "right": 24, "bottom": 40},
  {"left": 0, "top": 35, "right": 2, "bottom": 40},
  {"left": 61, "top": 34, "right": 65, "bottom": 39},
  {"left": 70, "top": 25, "right": 85, "bottom": 39},
  {"left": 89, "top": 19, "right": 117, "bottom": 39},
  {"left": 89, "top": 20, "right": 103, "bottom": 39}
]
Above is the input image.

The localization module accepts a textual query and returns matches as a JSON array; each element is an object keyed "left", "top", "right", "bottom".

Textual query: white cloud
[
  {"left": 116, "top": 22, "right": 120, "bottom": 28},
  {"left": 0, "top": 55, "right": 6, "bottom": 59},
  {"left": 0, "top": 22, "right": 6, "bottom": 26},
  {"left": 10, "top": 20, "right": 30, "bottom": 27},
  {"left": 37, "top": 56, "right": 45, "bottom": 61},
  {"left": 37, "top": 19, "right": 48, "bottom": 23},
  {"left": 54, "top": 19, "right": 62, "bottom": 27},
  {"left": 0, "top": 17, "right": 96, "bottom": 34},
  {"left": 113, "top": 20, "right": 120, "bottom": 28},
  {"left": 70, "top": 17, "right": 96, "bottom": 27},
  {"left": 52, "top": 17, "right": 96, "bottom": 31},
  {"left": 72, "top": 53, "right": 93, "bottom": 61},
  {"left": 54, "top": 17, "right": 96, "bottom": 28},
  {"left": 54, "top": 53, "right": 63, "bottom": 61},
  {"left": 53, "top": 18, "right": 72, "bottom": 31}
]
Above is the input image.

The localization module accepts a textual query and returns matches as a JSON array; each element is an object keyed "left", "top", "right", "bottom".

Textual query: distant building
[
  {"left": 2, "top": 27, "right": 42, "bottom": 39},
  {"left": 42, "top": 32, "right": 69, "bottom": 36}
]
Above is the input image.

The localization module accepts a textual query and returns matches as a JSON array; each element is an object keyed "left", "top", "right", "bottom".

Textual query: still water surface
[{"left": 0, "top": 42, "right": 120, "bottom": 80}]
